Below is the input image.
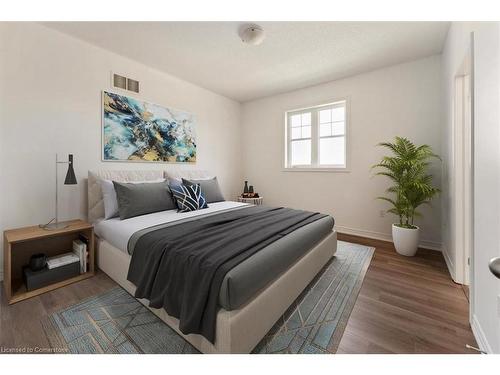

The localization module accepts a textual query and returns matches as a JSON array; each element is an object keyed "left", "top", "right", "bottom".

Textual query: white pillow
[{"left": 99, "top": 178, "right": 165, "bottom": 220}]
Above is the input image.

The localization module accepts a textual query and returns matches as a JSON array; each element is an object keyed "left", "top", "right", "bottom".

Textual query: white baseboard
[
  {"left": 471, "top": 314, "right": 493, "bottom": 353},
  {"left": 441, "top": 245, "right": 458, "bottom": 283},
  {"left": 335, "top": 225, "right": 442, "bottom": 251}
]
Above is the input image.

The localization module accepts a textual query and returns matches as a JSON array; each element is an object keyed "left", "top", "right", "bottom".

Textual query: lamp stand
[
  {"left": 41, "top": 222, "right": 69, "bottom": 230},
  {"left": 39, "top": 154, "right": 70, "bottom": 231}
]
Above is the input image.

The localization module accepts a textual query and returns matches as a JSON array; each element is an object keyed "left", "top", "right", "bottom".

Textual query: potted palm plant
[{"left": 372, "top": 137, "right": 440, "bottom": 256}]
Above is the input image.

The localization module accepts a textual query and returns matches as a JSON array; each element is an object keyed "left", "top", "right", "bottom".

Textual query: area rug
[{"left": 41, "top": 241, "right": 374, "bottom": 354}]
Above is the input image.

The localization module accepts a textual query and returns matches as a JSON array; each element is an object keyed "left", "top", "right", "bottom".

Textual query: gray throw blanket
[{"left": 127, "top": 206, "right": 327, "bottom": 343}]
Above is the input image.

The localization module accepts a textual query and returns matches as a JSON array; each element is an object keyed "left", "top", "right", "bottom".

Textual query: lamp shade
[{"left": 64, "top": 154, "right": 77, "bottom": 185}]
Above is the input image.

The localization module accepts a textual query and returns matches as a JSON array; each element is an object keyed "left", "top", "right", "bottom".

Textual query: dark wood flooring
[
  {"left": 0, "top": 272, "right": 116, "bottom": 351},
  {"left": 0, "top": 234, "right": 477, "bottom": 354},
  {"left": 336, "top": 233, "right": 477, "bottom": 354}
]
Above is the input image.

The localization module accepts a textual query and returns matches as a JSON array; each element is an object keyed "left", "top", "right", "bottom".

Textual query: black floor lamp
[{"left": 39, "top": 154, "right": 77, "bottom": 230}]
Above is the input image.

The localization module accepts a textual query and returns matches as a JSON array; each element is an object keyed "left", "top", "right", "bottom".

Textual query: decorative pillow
[
  {"left": 182, "top": 177, "right": 225, "bottom": 203},
  {"left": 113, "top": 181, "right": 177, "bottom": 220},
  {"left": 169, "top": 183, "right": 208, "bottom": 212},
  {"left": 167, "top": 177, "right": 183, "bottom": 191},
  {"left": 100, "top": 178, "right": 166, "bottom": 220},
  {"left": 100, "top": 179, "right": 120, "bottom": 219}
]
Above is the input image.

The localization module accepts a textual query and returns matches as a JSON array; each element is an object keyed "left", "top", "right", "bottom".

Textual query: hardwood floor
[
  {"left": 336, "top": 233, "right": 477, "bottom": 354},
  {"left": 462, "top": 285, "right": 470, "bottom": 302},
  {"left": 0, "top": 272, "right": 116, "bottom": 351},
  {"left": 0, "top": 234, "right": 477, "bottom": 354}
]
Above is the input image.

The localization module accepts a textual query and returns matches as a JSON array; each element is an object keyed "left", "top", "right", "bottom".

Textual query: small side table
[
  {"left": 3, "top": 219, "right": 95, "bottom": 304},
  {"left": 237, "top": 196, "right": 264, "bottom": 205}
]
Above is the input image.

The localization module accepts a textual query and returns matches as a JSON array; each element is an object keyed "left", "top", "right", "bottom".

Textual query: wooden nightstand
[
  {"left": 237, "top": 196, "right": 264, "bottom": 205},
  {"left": 3, "top": 220, "right": 95, "bottom": 304}
]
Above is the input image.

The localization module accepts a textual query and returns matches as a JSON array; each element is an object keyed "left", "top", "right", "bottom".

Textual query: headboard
[{"left": 88, "top": 169, "right": 211, "bottom": 224}]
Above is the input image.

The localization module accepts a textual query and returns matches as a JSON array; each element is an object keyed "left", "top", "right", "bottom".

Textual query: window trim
[{"left": 284, "top": 98, "right": 350, "bottom": 172}]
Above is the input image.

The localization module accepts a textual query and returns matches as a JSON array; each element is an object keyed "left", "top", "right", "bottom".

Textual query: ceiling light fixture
[{"left": 239, "top": 24, "right": 265, "bottom": 46}]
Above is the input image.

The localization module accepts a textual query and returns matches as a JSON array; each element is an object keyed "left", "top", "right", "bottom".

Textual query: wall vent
[
  {"left": 112, "top": 73, "right": 140, "bottom": 93},
  {"left": 113, "top": 73, "right": 127, "bottom": 90},
  {"left": 127, "top": 78, "right": 140, "bottom": 93}
]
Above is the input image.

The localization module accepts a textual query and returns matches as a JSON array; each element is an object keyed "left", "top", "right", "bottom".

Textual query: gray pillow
[
  {"left": 100, "top": 178, "right": 165, "bottom": 220},
  {"left": 113, "top": 181, "right": 176, "bottom": 220},
  {"left": 182, "top": 177, "right": 225, "bottom": 203}
]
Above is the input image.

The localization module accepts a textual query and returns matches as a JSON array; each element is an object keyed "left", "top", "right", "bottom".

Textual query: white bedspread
[{"left": 95, "top": 201, "right": 248, "bottom": 253}]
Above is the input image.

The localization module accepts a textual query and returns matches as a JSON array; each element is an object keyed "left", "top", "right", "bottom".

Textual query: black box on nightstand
[{"left": 23, "top": 262, "right": 81, "bottom": 291}]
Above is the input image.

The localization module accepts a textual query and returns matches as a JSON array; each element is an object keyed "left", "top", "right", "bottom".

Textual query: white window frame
[{"left": 284, "top": 98, "right": 349, "bottom": 172}]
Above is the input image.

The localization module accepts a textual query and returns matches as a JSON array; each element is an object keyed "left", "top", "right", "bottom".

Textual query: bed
[{"left": 88, "top": 170, "right": 337, "bottom": 353}]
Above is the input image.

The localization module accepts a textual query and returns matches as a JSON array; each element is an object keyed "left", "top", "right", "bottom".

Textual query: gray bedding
[
  {"left": 218, "top": 215, "right": 333, "bottom": 310},
  {"left": 126, "top": 205, "right": 333, "bottom": 343},
  {"left": 127, "top": 206, "right": 334, "bottom": 311}
]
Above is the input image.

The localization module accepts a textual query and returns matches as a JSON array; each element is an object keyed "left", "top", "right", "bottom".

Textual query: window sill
[{"left": 282, "top": 167, "right": 350, "bottom": 173}]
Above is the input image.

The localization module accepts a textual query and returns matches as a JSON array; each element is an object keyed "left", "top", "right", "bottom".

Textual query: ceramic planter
[{"left": 392, "top": 224, "right": 420, "bottom": 256}]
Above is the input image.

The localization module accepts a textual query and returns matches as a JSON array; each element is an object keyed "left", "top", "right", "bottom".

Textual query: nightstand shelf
[{"left": 3, "top": 219, "right": 95, "bottom": 304}]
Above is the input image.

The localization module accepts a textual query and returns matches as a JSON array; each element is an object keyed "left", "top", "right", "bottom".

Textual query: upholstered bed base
[
  {"left": 89, "top": 169, "right": 338, "bottom": 353},
  {"left": 97, "top": 230, "right": 337, "bottom": 354}
]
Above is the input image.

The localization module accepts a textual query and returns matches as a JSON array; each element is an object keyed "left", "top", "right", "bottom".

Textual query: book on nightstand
[
  {"left": 46, "top": 253, "right": 80, "bottom": 269},
  {"left": 72, "top": 239, "right": 87, "bottom": 273},
  {"left": 78, "top": 233, "right": 90, "bottom": 273}
]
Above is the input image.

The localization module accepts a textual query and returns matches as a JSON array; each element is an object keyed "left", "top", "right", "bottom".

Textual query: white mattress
[{"left": 94, "top": 201, "right": 248, "bottom": 253}]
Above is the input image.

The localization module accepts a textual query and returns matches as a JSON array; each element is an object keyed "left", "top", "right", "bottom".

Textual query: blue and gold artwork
[{"left": 102, "top": 91, "right": 196, "bottom": 163}]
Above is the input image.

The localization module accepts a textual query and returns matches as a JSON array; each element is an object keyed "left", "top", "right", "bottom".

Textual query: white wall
[
  {"left": 441, "top": 23, "right": 473, "bottom": 284},
  {"left": 241, "top": 56, "right": 443, "bottom": 248},
  {"left": 0, "top": 22, "right": 243, "bottom": 279},
  {"left": 442, "top": 22, "right": 500, "bottom": 354}
]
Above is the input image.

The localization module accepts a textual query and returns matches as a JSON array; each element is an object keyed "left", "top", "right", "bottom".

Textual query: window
[{"left": 285, "top": 100, "right": 347, "bottom": 170}]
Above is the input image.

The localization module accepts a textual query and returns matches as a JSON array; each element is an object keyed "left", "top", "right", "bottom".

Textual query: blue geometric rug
[{"left": 41, "top": 241, "right": 374, "bottom": 354}]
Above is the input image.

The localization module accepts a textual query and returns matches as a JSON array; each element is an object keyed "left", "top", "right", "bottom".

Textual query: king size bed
[{"left": 88, "top": 170, "right": 337, "bottom": 353}]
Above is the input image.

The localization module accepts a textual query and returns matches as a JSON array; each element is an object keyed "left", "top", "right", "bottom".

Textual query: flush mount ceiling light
[{"left": 239, "top": 24, "right": 265, "bottom": 46}]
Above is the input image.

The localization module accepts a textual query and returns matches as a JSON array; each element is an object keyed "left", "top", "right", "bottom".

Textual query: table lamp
[{"left": 39, "top": 154, "right": 77, "bottom": 230}]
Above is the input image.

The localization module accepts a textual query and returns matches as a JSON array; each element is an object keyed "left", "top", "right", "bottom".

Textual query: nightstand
[
  {"left": 237, "top": 196, "right": 264, "bottom": 205},
  {"left": 3, "top": 220, "right": 95, "bottom": 304}
]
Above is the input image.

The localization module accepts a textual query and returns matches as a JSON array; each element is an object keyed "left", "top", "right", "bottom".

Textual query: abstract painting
[{"left": 102, "top": 91, "right": 196, "bottom": 163}]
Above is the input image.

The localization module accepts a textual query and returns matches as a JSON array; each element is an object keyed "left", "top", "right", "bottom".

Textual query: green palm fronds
[{"left": 372, "top": 137, "right": 440, "bottom": 229}]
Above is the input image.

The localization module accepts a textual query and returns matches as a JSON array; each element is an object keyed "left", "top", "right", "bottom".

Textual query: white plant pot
[{"left": 392, "top": 224, "right": 420, "bottom": 256}]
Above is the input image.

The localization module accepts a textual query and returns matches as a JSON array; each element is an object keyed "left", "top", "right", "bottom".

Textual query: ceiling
[{"left": 44, "top": 22, "right": 450, "bottom": 102}]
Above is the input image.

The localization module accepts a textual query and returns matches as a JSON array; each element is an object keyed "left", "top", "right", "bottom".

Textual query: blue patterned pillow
[{"left": 169, "top": 183, "right": 208, "bottom": 212}]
